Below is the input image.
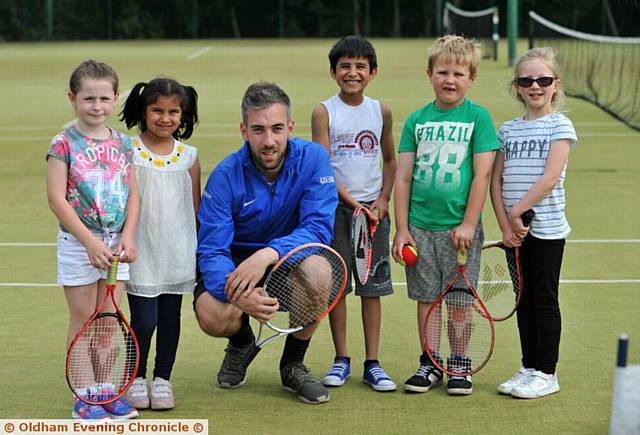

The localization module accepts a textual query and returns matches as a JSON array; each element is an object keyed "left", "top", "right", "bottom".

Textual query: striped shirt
[{"left": 498, "top": 112, "right": 577, "bottom": 239}]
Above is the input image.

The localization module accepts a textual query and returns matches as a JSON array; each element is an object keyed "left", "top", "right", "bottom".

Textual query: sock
[
  {"left": 364, "top": 359, "right": 379, "bottom": 369},
  {"left": 279, "top": 335, "right": 310, "bottom": 369},
  {"left": 228, "top": 314, "right": 254, "bottom": 347},
  {"left": 335, "top": 356, "right": 351, "bottom": 364}
]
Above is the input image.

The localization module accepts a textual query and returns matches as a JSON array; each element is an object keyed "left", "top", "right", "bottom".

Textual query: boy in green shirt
[{"left": 392, "top": 35, "right": 499, "bottom": 396}]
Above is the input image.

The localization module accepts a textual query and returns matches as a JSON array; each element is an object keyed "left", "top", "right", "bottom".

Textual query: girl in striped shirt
[{"left": 490, "top": 47, "right": 577, "bottom": 399}]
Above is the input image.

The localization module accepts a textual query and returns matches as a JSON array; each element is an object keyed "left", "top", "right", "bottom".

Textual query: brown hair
[{"left": 69, "top": 59, "right": 119, "bottom": 94}]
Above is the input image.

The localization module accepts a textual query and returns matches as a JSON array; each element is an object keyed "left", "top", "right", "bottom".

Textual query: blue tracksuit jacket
[{"left": 197, "top": 138, "right": 338, "bottom": 301}]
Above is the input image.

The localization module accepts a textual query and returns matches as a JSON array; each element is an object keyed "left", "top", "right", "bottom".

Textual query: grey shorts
[
  {"left": 332, "top": 203, "right": 393, "bottom": 298},
  {"left": 405, "top": 223, "right": 484, "bottom": 303}
]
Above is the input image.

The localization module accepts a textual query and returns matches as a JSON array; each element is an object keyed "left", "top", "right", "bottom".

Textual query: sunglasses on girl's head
[{"left": 517, "top": 76, "right": 556, "bottom": 88}]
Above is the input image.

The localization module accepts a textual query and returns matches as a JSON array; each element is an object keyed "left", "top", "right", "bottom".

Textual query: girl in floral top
[
  {"left": 119, "top": 78, "right": 200, "bottom": 411},
  {"left": 46, "top": 59, "right": 140, "bottom": 420}
]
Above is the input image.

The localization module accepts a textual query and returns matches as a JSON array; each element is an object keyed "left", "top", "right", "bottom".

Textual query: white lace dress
[{"left": 126, "top": 135, "right": 197, "bottom": 297}]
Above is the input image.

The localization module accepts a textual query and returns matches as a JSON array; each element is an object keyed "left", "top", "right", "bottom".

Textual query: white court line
[
  {"left": 2, "top": 239, "right": 640, "bottom": 247},
  {"left": 2, "top": 279, "right": 639, "bottom": 288},
  {"left": 186, "top": 46, "right": 212, "bottom": 61}
]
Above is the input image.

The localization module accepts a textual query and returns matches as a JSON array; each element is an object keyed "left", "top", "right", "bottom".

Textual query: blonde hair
[
  {"left": 510, "top": 47, "right": 565, "bottom": 111},
  {"left": 427, "top": 35, "right": 481, "bottom": 77}
]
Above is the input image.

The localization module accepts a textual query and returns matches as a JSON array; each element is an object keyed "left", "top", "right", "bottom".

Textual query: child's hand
[
  {"left": 501, "top": 227, "right": 522, "bottom": 248},
  {"left": 117, "top": 237, "right": 138, "bottom": 263},
  {"left": 362, "top": 205, "right": 380, "bottom": 225},
  {"left": 508, "top": 214, "right": 530, "bottom": 239},
  {"left": 392, "top": 229, "right": 416, "bottom": 263},
  {"left": 86, "top": 238, "right": 114, "bottom": 270},
  {"left": 451, "top": 222, "right": 475, "bottom": 252},
  {"left": 369, "top": 197, "right": 388, "bottom": 221}
]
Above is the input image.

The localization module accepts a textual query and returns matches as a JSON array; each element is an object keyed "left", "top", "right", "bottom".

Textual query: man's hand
[
  {"left": 231, "top": 289, "right": 279, "bottom": 323},
  {"left": 225, "top": 247, "right": 279, "bottom": 301}
]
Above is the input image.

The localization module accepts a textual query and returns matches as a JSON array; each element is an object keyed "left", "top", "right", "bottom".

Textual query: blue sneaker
[
  {"left": 72, "top": 399, "right": 110, "bottom": 420},
  {"left": 322, "top": 358, "right": 351, "bottom": 387},
  {"left": 98, "top": 389, "right": 139, "bottom": 419},
  {"left": 363, "top": 362, "right": 397, "bottom": 392}
]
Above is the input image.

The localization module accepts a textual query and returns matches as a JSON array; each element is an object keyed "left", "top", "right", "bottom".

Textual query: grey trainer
[
  {"left": 216, "top": 342, "right": 254, "bottom": 388},
  {"left": 280, "top": 362, "right": 330, "bottom": 404}
]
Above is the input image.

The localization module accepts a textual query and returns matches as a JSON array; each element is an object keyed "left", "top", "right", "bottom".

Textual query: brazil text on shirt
[{"left": 415, "top": 122, "right": 473, "bottom": 143}]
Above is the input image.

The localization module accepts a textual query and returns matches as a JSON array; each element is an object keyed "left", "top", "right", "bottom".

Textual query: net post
[
  {"left": 507, "top": 0, "right": 518, "bottom": 66},
  {"left": 435, "top": 0, "right": 444, "bottom": 36},
  {"left": 492, "top": 8, "right": 499, "bottom": 61},
  {"left": 617, "top": 334, "right": 629, "bottom": 368}
]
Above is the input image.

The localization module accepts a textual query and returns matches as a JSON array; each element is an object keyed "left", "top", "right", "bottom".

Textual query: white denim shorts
[{"left": 56, "top": 229, "right": 130, "bottom": 286}]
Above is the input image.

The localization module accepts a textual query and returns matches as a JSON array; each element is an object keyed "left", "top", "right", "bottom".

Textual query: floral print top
[{"left": 47, "top": 126, "right": 134, "bottom": 232}]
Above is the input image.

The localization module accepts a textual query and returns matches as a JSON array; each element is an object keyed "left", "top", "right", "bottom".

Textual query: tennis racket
[
  {"left": 423, "top": 250, "right": 495, "bottom": 376},
  {"left": 478, "top": 209, "right": 534, "bottom": 321},
  {"left": 351, "top": 206, "right": 377, "bottom": 285},
  {"left": 239, "top": 243, "right": 347, "bottom": 369},
  {"left": 66, "top": 256, "right": 140, "bottom": 405}
]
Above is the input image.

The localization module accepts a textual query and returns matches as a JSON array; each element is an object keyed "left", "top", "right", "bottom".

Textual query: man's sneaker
[
  {"left": 404, "top": 355, "right": 443, "bottom": 393},
  {"left": 511, "top": 370, "right": 559, "bottom": 399},
  {"left": 151, "top": 377, "right": 175, "bottom": 410},
  {"left": 281, "top": 362, "right": 330, "bottom": 404},
  {"left": 99, "top": 393, "right": 139, "bottom": 419},
  {"left": 127, "top": 377, "right": 150, "bottom": 409},
  {"left": 217, "top": 342, "right": 254, "bottom": 388},
  {"left": 72, "top": 399, "right": 110, "bottom": 419},
  {"left": 322, "top": 358, "right": 351, "bottom": 387},
  {"left": 497, "top": 368, "right": 534, "bottom": 395},
  {"left": 363, "top": 363, "right": 397, "bottom": 392},
  {"left": 447, "top": 355, "right": 473, "bottom": 395}
]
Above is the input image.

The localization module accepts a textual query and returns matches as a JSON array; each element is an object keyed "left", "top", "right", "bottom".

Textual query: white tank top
[{"left": 321, "top": 94, "right": 383, "bottom": 202}]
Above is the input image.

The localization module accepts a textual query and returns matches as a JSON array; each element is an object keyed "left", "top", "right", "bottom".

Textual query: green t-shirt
[{"left": 398, "top": 99, "right": 499, "bottom": 230}]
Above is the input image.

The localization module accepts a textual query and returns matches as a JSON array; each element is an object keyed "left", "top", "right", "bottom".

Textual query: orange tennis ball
[{"left": 401, "top": 245, "right": 418, "bottom": 267}]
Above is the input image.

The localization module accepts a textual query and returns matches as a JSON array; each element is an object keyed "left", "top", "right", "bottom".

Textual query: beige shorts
[{"left": 56, "top": 229, "right": 130, "bottom": 286}]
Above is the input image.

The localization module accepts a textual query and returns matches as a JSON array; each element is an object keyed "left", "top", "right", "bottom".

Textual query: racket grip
[
  {"left": 239, "top": 345, "right": 262, "bottom": 370},
  {"left": 107, "top": 256, "right": 120, "bottom": 285},
  {"left": 456, "top": 250, "right": 467, "bottom": 265},
  {"left": 521, "top": 209, "right": 535, "bottom": 227}
]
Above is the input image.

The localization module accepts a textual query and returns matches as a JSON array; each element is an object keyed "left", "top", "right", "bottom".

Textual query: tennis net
[
  {"left": 529, "top": 11, "right": 640, "bottom": 132},
  {"left": 443, "top": 2, "right": 499, "bottom": 60}
]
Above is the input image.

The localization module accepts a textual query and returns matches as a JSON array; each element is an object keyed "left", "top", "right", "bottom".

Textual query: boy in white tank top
[{"left": 311, "top": 35, "right": 398, "bottom": 392}]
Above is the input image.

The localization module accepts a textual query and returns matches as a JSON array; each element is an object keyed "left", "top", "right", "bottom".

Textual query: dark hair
[
  {"left": 69, "top": 59, "right": 119, "bottom": 94},
  {"left": 241, "top": 81, "right": 291, "bottom": 124},
  {"left": 119, "top": 78, "right": 198, "bottom": 140},
  {"left": 328, "top": 35, "right": 378, "bottom": 72}
]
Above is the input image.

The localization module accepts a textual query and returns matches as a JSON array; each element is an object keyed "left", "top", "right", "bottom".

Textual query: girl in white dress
[{"left": 120, "top": 78, "right": 201, "bottom": 410}]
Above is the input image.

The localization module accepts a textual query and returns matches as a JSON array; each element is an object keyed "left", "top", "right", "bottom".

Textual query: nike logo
[{"left": 243, "top": 199, "right": 257, "bottom": 207}]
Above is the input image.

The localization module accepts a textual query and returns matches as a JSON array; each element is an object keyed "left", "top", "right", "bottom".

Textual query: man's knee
[{"left": 194, "top": 291, "right": 241, "bottom": 337}]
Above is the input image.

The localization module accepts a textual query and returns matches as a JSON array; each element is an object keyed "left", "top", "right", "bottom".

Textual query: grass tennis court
[{"left": 1, "top": 39, "right": 639, "bottom": 434}]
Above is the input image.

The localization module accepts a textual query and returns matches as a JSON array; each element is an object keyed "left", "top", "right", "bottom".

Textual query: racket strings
[
  {"left": 266, "top": 247, "right": 345, "bottom": 331},
  {"left": 424, "top": 289, "right": 493, "bottom": 374},
  {"left": 352, "top": 210, "right": 372, "bottom": 285},
  {"left": 67, "top": 315, "right": 137, "bottom": 400},
  {"left": 479, "top": 247, "right": 521, "bottom": 320}
]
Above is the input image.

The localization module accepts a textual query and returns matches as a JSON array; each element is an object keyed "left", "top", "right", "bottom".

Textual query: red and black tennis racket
[
  {"left": 351, "top": 206, "right": 377, "bottom": 285},
  {"left": 423, "top": 250, "right": 495, "bottom": 376},
  {"left": 478, "top": 209, "right": 534, "bottom": 321},
  {"left": 239, "top": 243, "right": 347, "bottom": 370},
  {"left": 66, "top": 256, "right": 139, "bottom": 405}
]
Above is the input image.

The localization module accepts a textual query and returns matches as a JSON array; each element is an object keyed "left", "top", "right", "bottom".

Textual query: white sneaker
[
  {"left": 127, "top": 377, "right": 149, "bottom": 409},
  {"left": 511, "top": 370, "right": 559, "bottom": 399},
  {"left": 151, "top": 377, "right": 175, "bottom": 410},
  {"left": 497, "top": 368, "right": 534, "bottom": 395}
]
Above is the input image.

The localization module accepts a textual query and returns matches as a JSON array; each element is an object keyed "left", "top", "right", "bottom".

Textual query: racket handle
[
  {"left": 239, "top": 344, "right": 262, "bottom": 370},
  {"left": 107, "top": 256, "right": 120, "bottom": 286},
  {"left": 457, "top": 250, "right": 467, "bottom": 265},
  {"left": 521, "top": 209, "right": 535, "bottom": 227}
]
